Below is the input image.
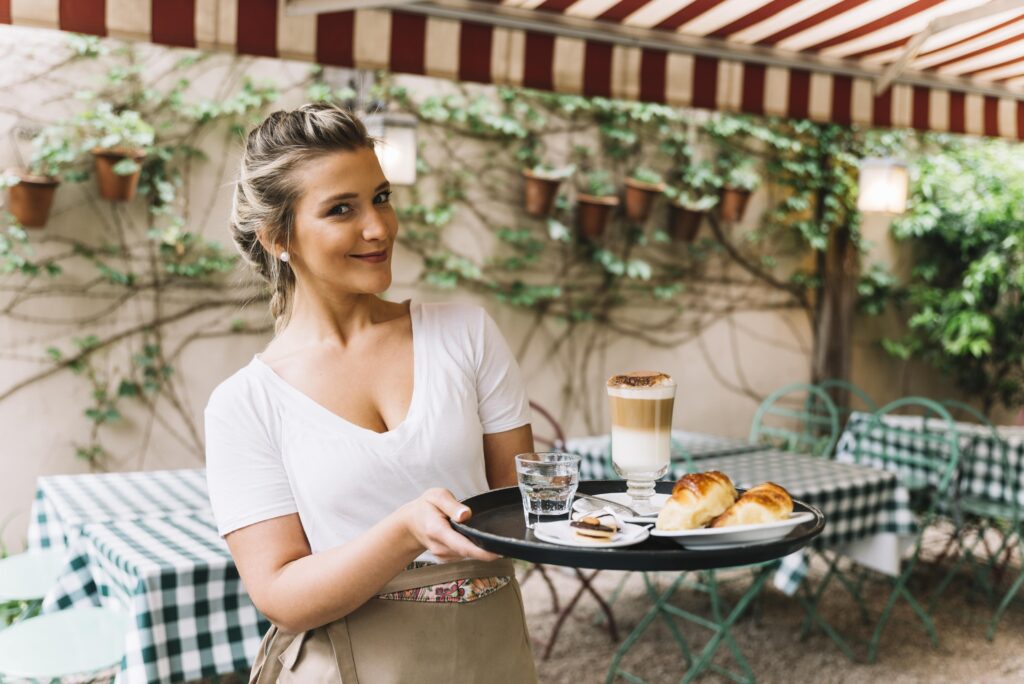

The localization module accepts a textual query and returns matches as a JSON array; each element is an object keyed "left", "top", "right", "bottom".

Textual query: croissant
[
  {"left": 710, "top": 482, "right": 793, "bottom": 528},
  {"left": 655, "top": 471, "right": 737, "bottom": 531}
]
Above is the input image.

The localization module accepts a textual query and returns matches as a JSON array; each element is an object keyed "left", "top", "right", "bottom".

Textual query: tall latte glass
[{"left": 607, "top": 371, "right": 676, "bottom": 515}]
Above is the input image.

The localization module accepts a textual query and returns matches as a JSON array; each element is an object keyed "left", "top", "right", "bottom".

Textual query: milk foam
[
  {"left": 610, "top": 426, "right": 671, "bottom": 472},
  {"left": 606, "top": 385, "right": 676, "bottom": 400}
]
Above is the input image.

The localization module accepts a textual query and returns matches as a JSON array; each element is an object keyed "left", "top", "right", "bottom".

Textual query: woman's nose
[{"left": 361, "top": 212, "right": 390, "bottom": 241}]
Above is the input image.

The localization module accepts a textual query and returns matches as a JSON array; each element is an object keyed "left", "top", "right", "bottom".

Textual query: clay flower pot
[
  {"left": 522, "top": 169, "right": 564, "bottom": 217},
  {"left": 576, "top": 193, "right": 619, "bottom": 240},
  {"left": 719, "top": 187, "right": 752, "bottom": 222},
  {"left": 91, "top": 148, "right": 146, "bottom": 202},
  {"left": 668, "top": 203, "right": 704, "bottom": 242},
  {"left": 7, "top": 170, "right": 59, "bottom": 228},
  {"left": 624, "top": 178, "right": 665, "bottom": 223}
]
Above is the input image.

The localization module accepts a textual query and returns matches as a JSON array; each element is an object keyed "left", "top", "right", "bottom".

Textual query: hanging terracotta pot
[
  {"left": 624, "top": 178, "right": 664, "bottom": 223},
  {"left": 668, "top": 203, "right": 704, "bottom": 242},
  {"left": 576, "top": 194, "right": 619, "bottom": 241},
  {"left": 719, "top": 187, "right": 752, "bottom": 222},
  {"left": 92, "top": 148, "right": 146, "bottom": 202},
  {"left": 521, "top": 169, "right": 563, "bottom": 217},
  {"left": 7, "top": 170, "right": 59, "bottom": 228}
]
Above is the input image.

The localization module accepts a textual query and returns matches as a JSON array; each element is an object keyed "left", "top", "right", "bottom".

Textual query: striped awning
[{"left": 6, "top": 0, "right": 1024, "bottom": 138}]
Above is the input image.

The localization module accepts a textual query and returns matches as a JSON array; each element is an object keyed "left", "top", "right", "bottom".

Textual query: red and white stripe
[{"left": 2, "top": 0, "right": 1024, "bottom": 138}]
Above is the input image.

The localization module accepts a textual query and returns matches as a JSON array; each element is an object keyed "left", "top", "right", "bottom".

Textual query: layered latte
[{"left": 606, "top": 371, "right": 676, "bottom": 476}]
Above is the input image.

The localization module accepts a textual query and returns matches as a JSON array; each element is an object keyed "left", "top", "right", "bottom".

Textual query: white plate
[
  {"left": 649, "top": 512, "right": 816, "bottom": 548},
  {"left": 571, "top": 492, "right": 670, "bottom": 523},
  {"left": 532, "top": 520, "right": 650, "bottom": 548}
]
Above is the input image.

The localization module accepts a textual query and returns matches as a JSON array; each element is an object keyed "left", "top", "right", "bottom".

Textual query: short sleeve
[
  {"left": 473, "top": 309, "right": 532, "bottom": 434},
  {"left": 204, "top": 377, "right": 298, "bottom": 537}
]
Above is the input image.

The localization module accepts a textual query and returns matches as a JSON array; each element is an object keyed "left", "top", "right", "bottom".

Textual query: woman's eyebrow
[{"left": 318, "top": 182, "right": 391, "bottom": 211}]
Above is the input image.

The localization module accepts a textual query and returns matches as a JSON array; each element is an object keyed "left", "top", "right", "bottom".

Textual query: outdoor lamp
[
  {"left": 365, "top": 111, "right": 418, "bottom": 186},
  {"left": 857, "top": 157, "right": 908, "bottom": 215}
]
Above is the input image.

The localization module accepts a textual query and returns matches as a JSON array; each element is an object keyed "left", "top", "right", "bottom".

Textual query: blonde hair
[{"left": 230, "top": 103, "right": 375, "bottom": 330}]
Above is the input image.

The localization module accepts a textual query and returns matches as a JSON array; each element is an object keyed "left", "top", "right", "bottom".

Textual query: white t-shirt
[{"left": 204, "top": 301, "right": 532, "bottom": 554}]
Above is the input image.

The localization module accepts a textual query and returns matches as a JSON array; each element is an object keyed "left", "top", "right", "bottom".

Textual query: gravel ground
[{"left": 522, "top": 532, "right": 1024, "bottom": 684}]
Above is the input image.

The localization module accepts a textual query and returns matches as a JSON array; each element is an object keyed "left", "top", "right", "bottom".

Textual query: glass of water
[{"left": 515, "top": 452, "right": 581, "bottom": 529}]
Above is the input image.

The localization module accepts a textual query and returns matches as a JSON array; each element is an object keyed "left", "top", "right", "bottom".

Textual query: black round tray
[{"left": 451, "top": 480, "right": 825, "bottom": 571}]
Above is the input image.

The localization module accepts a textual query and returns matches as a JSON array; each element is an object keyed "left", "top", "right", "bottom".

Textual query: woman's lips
[{"left": 349, "top": 251, "right": 388, "bottom": 264}]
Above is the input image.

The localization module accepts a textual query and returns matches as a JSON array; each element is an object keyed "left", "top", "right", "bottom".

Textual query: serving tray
[{"left": 450, "top": 480, "right": 825, "bottom": 571}]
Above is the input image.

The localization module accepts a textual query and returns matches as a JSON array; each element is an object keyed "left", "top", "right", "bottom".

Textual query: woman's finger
[
  {"left": 438, "top": 527, "right": 499, "bottom": 561},
  {"left": 426, "top": 488, "right": 472, "bottom": 523}
]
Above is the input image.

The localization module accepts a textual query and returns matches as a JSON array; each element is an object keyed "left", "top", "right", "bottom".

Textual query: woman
[{"left": 205, "top": 103, "right": 538, "bottom": 683}]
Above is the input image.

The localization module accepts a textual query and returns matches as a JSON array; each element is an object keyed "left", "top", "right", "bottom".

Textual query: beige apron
[{"left": 249, "top": 559, "right": 538, "bottom": 684}]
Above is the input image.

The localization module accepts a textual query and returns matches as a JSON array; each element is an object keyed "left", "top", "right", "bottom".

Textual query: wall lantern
[
  {"left": 857, "top": 157, "right": 909, "bottom": 215},
  {"left": 364, "top": 111, "right": 418, "bottom": 187}
]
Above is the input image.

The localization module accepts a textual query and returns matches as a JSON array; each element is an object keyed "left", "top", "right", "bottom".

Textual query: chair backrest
[
  {"left": 529, "top": 400, "right": 566, "bottom": 451},
  {"left": 815, "top": 378, "right": 878, "bottom": 419},
  {"left": 749, "top": 383, "right": 841, "bottom": 457},
  {"left": 941, "top": 399, "right": 1018, "bottom": 515},
  {"left": 847, "top": 397, "right": 961, "bottom": 504}
]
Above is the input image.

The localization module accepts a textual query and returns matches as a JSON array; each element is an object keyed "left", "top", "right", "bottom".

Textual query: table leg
[
  {"left": 606, "top": 568, "right": 770, "bottom": 684},
  {"left": 522, "top": 563, "right": 560, "bottom": 613},
  {"left": 542, "top": 569, "right": 619, "bottom": 660}
]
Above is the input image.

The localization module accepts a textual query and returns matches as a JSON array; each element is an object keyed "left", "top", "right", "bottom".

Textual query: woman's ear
[{"left": 256, "top": 229, "right": 284, "bottom": 262}]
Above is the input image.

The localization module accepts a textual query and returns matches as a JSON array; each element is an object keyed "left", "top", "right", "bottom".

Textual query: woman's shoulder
[
  {"left": 205, "top": 357, "right": 277, "bottom": 423},
  {"left": 417, "top": 299, "right": 493, "bottom": 336}
]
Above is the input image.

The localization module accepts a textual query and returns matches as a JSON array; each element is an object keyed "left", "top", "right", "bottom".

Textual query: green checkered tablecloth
[
  {"left": 568, "top": 447, "right": 915, "bottom": 595},
  {"left": 566, "top": 430, "right": 769, "bottom": 479},
  {"left": 27, "top": 470, "right": 267, "bottom": 684},
  {"left": 837, "top": 412, "right": 1024, "bottom": 507}
]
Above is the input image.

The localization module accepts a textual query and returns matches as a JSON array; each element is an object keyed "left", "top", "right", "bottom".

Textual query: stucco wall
[{"left": 0, "top": 26, "right": 1008, "bottom": 554}]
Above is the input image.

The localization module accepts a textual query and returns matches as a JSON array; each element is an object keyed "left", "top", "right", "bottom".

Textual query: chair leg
[
  {"left": 868, "top": 552, "right": 938, "bottom": 663},
  {"left": 988, "top": 566, "right": 1024, "bottom": 641}
]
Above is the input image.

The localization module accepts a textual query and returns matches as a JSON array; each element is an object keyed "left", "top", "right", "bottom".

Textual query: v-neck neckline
[{"left": 252, "top": 301, "right": 423, "bottom": 439}]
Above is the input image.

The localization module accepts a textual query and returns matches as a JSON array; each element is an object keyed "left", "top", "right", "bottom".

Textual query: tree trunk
[{"left": 812, "top": 222, "right": 859, "bottom": 412}]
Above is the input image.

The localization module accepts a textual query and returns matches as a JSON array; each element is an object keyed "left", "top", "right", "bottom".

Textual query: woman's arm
[
  {"left": 483, "top": 423, "right": 535, "bottom": 488},
  {"left": 226, "top": 488, "right": 498, "bottom": 633}
]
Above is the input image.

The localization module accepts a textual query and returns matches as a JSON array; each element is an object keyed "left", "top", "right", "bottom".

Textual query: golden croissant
[
  {"left": 655, "top": 471, "right": 737, "bottom": 531},
  {"left": 710, "top": 482, "right": 793, "bottom": 528}
]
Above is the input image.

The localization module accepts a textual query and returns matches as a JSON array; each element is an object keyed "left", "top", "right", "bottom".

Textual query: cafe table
[
  {"left": 566, "top": 430, "right": 769, "bottom": 478},
  {"left": 26, "top": 469, "right": 267, "bottom": 684},
  {"left": 520, "top": 446, "right": 916, "bottom": 679}
]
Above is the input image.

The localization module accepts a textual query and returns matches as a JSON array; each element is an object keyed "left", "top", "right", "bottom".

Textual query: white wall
[{"left": 0, "top": 26, "right": 1009, "bottom": 553}]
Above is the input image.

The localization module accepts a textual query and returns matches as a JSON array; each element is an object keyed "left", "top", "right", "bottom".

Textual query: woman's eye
[
  {"left": 375, "top": 190, "right": 393, "bottom": 204},
  {"left": 328, "top": 204, "right": 351, "bottom": 217}
]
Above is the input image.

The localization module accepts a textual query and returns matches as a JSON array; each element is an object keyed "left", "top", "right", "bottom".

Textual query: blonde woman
[{"left": 205, "top": 103, "right": 538, "bottom": 683}]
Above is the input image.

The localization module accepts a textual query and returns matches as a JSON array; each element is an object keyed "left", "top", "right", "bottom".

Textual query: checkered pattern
[
  {"left": 569, "top": 446, "right": 915, "bottom": 595},
  {"left": 27, "top": 470, "right": 266, "bottom": 684},
  {"left": 567, "top": 430, "right": 768, "bottom": 480},
  {"left": 838, "top": 413, "right": 1024, "bottom": 508}
]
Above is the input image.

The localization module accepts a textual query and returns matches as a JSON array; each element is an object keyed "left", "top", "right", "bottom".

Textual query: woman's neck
[{"left": 280, "top": 285, "right": 398, "bottom": 348}]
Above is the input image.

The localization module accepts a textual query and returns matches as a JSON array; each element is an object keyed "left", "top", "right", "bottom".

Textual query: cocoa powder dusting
[{"left": 607, "top": 371, "right": 673, "bottom": 388}]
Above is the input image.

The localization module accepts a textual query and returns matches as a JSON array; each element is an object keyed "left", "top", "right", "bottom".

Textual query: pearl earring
[{"left": 279, "top": 251, "right": 290, "bottom": 263}]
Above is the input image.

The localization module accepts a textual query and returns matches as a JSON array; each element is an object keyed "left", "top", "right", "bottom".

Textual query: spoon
[{"left": 574, "top": 493, "right": 641, "bottom": 518}]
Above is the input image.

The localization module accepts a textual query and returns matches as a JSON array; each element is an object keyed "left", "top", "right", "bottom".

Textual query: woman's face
[{"left": 286, "top": 147, "right": 398, "bottom": 297}]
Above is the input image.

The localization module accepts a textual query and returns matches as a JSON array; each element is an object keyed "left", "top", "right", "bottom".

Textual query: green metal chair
[
  {"left": 843, "top": 397, "right": 962, "bottom": 662},
  {"left": 987, "top": 448, "right": 1023, "bottom": 640},
  {"left": 927, "top": 401, "right": 1010, "bottom": 606},
  {"left": 0, "top": 549, "right": 66, "bottom": 626},
  {"left": 749, "top": 383, "right": 841, "bottom": 457},
  {"left": 0, "top": 606, "right": 129, "bottom": 682},
  {"left": 815, "top": 378, "right": 878, "bottom": 428}
]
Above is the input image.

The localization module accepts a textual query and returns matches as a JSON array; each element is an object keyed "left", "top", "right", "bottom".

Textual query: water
[{"left": 519, "top": 472, "right": 579, "bottom": 522}]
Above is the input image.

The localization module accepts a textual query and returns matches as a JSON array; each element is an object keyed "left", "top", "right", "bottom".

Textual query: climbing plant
[
  {"left": 867, "top": 133, "right": 1024, "bottom": 414},
  {"left": 0, "top": 36, "right": 298, "bottom": 467}
]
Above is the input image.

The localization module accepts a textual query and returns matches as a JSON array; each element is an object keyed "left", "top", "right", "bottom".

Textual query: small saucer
[
  {"left": 572, "top": 492, "right": 670, "bottom": 523},
  {"left": 532, "top": 520, "right": 650, "bottom": 548}
]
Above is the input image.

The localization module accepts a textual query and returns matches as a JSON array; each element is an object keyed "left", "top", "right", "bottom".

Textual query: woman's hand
[{"left": 401, "top": 488, "right": 500, "bottom": 563}]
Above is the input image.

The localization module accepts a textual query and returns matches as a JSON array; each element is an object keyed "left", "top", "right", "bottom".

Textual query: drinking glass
[
  {"left": 515, "top": 452, "right": 581, "bottom": 529},
  {"left": 607, "top": 382, "right": 676, "bottom": 515}
]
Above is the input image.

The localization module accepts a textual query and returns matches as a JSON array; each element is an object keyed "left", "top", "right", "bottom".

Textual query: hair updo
[{"left": 230, "top": 103, "right": 375, "bottom": 330}]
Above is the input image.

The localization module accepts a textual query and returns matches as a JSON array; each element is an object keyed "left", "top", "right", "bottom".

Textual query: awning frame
[{"left": 286, "top": 0, "right": 1024, "bottom": 103}]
